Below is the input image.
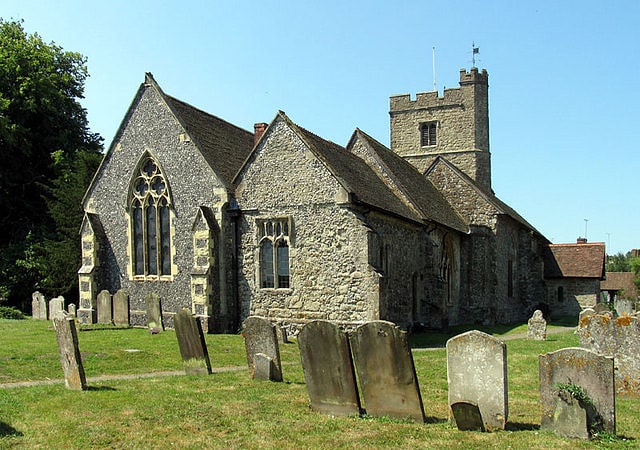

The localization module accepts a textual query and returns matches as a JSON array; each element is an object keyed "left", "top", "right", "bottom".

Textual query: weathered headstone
[
  {"left": 97, "top": 290, "right": 113, "bottom": 324},
  {"left": 253, "top": 353, "right": 275, "bottom": 380},
  {"left": 48, "top": 296, "right": 65, "bottom": 320},
  {"left": 112, "top": 289, "right": 130, "bottom": 326},
  {"left": 578, "top": 313, "right": 640, "bottom": 396},
  {"left": 593, "top": 302, "right": 610, "bottom": 314},
  {"left": 53, "top": 313, "right": 87, "bottom": 390},
  {"left": 552, "top": 389, "right": 589, "bottom": 439},
  {"left": 242, "top": 316, "right": 282, "bottom": 381},
  {"left": 450, "top": 401, "right": 485, "bottom": 432},
  {"left": 31, "top": 291, "right": 47, "bottom": 320},
  {"left": 67, "top": 303, "right": 77, "bottom": 317},
  {"left": 174, "top": 308, "right": 211, "bottom": 375},
  {"left": 350, "top": 320, "right": 425, "bottom": 422},
  {"left": 527, "top": 309, "right": 547, "bottom": 340},
  {"left": 539, "top": 347, "right": 615, "bottom": 436},
  {"left": 579, "top": 307, "right": 596, "bottom": 324},
  {"left": 298, "top": 320, "right": 361, "bottom": 417},
  {"left": 144, "top": 293, "right": 163, "bottom": 333},
  {"left": 614, "top": 298, "right": 634, "bottom": 317},
  {"left": 446, "top": 330, "right": 508, "bottom": 431}
]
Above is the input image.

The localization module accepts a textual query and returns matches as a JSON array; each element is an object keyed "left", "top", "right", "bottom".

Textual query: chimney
[
  {"left": 577, "top": 237, "right": 587, "bottom": 244},
  {"left": 254, "top": 123, "right": 268, "bottom": 146}
]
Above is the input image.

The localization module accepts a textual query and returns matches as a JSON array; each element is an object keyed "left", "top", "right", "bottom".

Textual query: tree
[
  {"left": 605, "top": 252, "right": 631, "bottom": 272},
  {"left": 0, "top": 19, "right": 102, "bottom": 308}
]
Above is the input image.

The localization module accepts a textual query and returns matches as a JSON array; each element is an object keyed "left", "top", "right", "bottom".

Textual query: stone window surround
[
  {"left": 420, "top": 121, "right": 437, "bottom": 147},
  {"left": 257, "top": 217, "right": 292, "bottom": 291},
  {"left": 128, "top": 153, "right": 175, "bottom": 282}
]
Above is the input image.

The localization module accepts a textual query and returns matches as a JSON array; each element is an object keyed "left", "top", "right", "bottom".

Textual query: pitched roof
[
  {"left": 281, "top": 114, "right": 425, "bottom": 223},
  {"left": 153, "top": 76, "right": 254, "bottom": 187},
  {"left": 543, "top": 242, "right": 606, "bottom": 279},
  {"left": 425, "top": 156, "right": 547, "bottom": 238},
  {"left": 600, "top": 272, "right": 638, "bottom": 297},
  {"left": 347, "top": 129, "right": 468, "bottom": 233}
]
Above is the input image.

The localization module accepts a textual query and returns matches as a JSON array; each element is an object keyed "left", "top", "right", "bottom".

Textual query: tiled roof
[
  {"left": 162, "top": 94, "right": 254, "bottom": 187},
  {"left": 543, "top": 242, "right": 606, "bottom": 279},
  {"left": 285, "top": 116, "right": 424, "bottom": 223},
  {"left": 348, "top": 129, "right": 468, "bottom": 233},
  {"left": 601, "top": 272, "right": 638, "bottom": 297}
]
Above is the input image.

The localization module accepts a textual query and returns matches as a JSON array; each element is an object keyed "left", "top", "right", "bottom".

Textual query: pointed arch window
[
  {"left": 130, "top": 155, "right": 173, "bottom": 278},
  {"left": 258, "top": 218, "right": 291, "bottom": 289}
]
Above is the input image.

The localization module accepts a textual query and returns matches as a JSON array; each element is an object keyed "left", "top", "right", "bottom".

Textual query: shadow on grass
[
  {"left": 86, "top": 385, "right": 117, "bottom": 391},
  {"left": 505, "top": 421, "right": 539, "bottom": 431},
  {"left": 0, "top": 421, "right": 23, "bottom": 437}
]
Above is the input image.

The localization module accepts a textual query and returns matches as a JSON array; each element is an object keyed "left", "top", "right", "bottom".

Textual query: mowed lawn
[{"left": 0, "top": 318, "right": 638, "bottom": 449}]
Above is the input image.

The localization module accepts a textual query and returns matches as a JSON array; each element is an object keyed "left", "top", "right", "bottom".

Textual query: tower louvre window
[{"left": 420, "top": 122, "right": 437, "bottom": 147}]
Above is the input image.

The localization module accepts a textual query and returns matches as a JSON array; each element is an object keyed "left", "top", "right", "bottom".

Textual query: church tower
[{"left": 389, "top": 68, "right": 491, "bottom": 191}]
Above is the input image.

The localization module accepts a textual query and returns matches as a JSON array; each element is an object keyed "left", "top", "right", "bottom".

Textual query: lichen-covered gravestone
[
  {"left": 53, "top": 313, "right": 87, "bottom": 390},
  {"left": 112, "top": 289, "right": 130, "bottom": 326},
  {"left": 242, "top": 316, "right": 282, "bottom": 381},
  {"left": 144, "top": 293, "right": 163, "bottom": 333},
  {"left": 527, "top": 309, "right": 547, "bottom": 340},
  {"left": 578, "top": 313, "right": 640, "bottom": 396},
  {"left": 446, "top": 330, "right": 508, "bottom": 431},
  {"left": 31, "top": 291, "right": 47, "bottom": 320},
  {"left": 97, "top": 290, "right": 113, "bottom": 324},
  {"left": 67, "top": 303, "right": 77, "bottom": 317},
  {"left": 174, "top": 308, "right": 211, "bottom": 375},
  {"left": 350, "top": 320, "right": 425, "bottom": 422},
  {"left": 614, "top": 298, "right": 634, "bottom": 317},
  {"left": 48, "top": 296, "right": 65, "bottom": 320},
  {"left": 298, "top": 320, "right": 361, "bottom": 417},
  {"left": 539, "top": 347, "right": 615, "bottom": 437}
]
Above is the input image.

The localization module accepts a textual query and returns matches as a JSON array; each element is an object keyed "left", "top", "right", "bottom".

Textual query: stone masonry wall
[
  {"left": 83, "top": 84, "right": 232, "bottom": 329},
  {"left": 546, "top": 278, "right": 599, "bottom": 319}
]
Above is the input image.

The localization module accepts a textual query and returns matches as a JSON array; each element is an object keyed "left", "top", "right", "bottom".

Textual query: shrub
[{"left": 0, "top": 306, "right": 26, "bottom": 319}]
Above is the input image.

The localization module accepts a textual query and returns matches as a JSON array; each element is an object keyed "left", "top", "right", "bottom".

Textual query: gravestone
[
  {"left": 97, "top": 290, "right": 113, "bottom": 324},
  {"left": 539, "top": 347, "right": 615, "bottom": 436},
  {"left": 67, "top": 303, "right": 77, "bottom": 317},
  {"left": 144, "top": 293, "right": 164, "bottom": 333},
  {"left": 350, "top": 321, "right": 425, "bottom": 422},
  {"left": 31, "top": 291, "right": 47, "bottom": 320},
  {"left": 450, "top": 401, "right": 485, "bottom": 431},
  {"left": 242, "top": 316, "right": 283, "bottom": 381},
  {"left": 253, "top": 353, "right": 275, "bottom": 380},
  {"left": 298, "top": 320, "right": 361, "bottom": 417},
  {"left": 48, "top": 296, "right": 65, "bottom": 320},
  {"left": 552, "top": 389, "right": 589, "bottom": 439},
  {"left": 578, "top": 313, "right": 640, "bottom": 396},
  {"left": 174, "top": 308, "right": 211, "bottom": 375},
  {"left": 446, "top": 330, "right": 508, "bottom": 431},
  {"left": 593, "top": 303, "right": 610, "bottom": 314},
  {"left": 527, "top": 309, "right": 547, "bottom": 340},
  {"left": 579, "top": 307, "right": 596, "bottom": 324},
  {"left": 53, "top": 313, "right": 87, "bottom": 390},
  {"left": 112, "top": 289, "right": 130, "bottom": 326},
  {"left": 614, "top": 298, "right": 634, "bottom": 317}
]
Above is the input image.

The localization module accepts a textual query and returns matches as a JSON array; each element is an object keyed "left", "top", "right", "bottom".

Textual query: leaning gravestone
[
  {"left": 527, "top": 309, "right": 547, "bottom": 340},
  {"left": 242, "top": 316, "right": 283, "bottom": 381},
  {"left": 446, "top": 330, "right": 508, "bottom": 431},
  {"left": 53, "top": 312, "right": 87, "bottom": 390},
  {"left": 350, "top": 321, "right": 425, "bottom": 422},
  {"left": 174, "top": 308, "right": 211, "bottom": 375},
  {"left": 48, "top": 296, "right": 65, "bottom": 320},
  {"left": 97, "top": 290, "right": 113, "bottom": 324},
  {"left": 31, "top": 291, "right": 47, "bottom": 320},
  {"left": 144, "top": 293, "right": 163, "bottom": 333},
  {"left": 112, "top": 289, "right": 130, "bottom": 326},
  {"left": 539, "top": 347, "right": 615, "bottom": 437},
  {"left": 298, "top": 320, "right": 361, "bottom": 417},
  {"left": 450, "top": 401, "right": 485, "bottom": 432}
]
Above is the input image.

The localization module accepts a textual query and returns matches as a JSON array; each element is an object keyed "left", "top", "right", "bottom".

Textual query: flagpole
[{"left": 432, "top": 47, "right": 437, "bottom": 93}]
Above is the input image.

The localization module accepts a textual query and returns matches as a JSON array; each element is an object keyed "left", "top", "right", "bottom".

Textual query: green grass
[{"left": 0, "top": 318, "right": 638, "bottom": 449}]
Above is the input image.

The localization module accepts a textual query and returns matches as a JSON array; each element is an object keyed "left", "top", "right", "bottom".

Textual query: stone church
[{"left": 78, "top": 67, "right": 552, "bottom": 335}]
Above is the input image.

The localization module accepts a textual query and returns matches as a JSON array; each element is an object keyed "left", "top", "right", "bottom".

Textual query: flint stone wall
[{"left": 578, "top": 312, "right": 640, "bottom": 396}]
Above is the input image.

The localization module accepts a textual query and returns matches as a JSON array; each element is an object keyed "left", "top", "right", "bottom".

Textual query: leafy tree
[
  {"left": 605, "top": 252, "right": 631, "bottom": 272},
  {"left": 0, "top": 19, "right": 102, "bottom": 309},
  {"left": 631, "top": 257, "right": 640, "bottom": 293}
]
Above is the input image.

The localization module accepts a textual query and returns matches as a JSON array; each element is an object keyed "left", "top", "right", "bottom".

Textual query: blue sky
[{"left": 5, "top": 0, "right": 639, "bottom": 255}]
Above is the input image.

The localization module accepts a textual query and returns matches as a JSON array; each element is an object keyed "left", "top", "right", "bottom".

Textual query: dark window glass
[
  {"left": 261, "top": 241, "right": 274, "bottom": 288},
  {"left": 133, "top": 204, "right": 144, "bottom": 275},
  {"left": 277, "top": 241, "right": 289, "bottom": 288},
  {"left": 146, "top": 198, "right": 157, "bottom": 275},
  {"left": 160, "top": 203, "right": 171, "bottom": 275}
]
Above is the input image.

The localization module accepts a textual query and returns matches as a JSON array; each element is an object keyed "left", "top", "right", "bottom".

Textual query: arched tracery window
[
  {"left": 129, "top": 155, "right": 172, "bottom": 278},
  {"left": 258, "top": 218, "right": 290, "bottom": 289}
]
